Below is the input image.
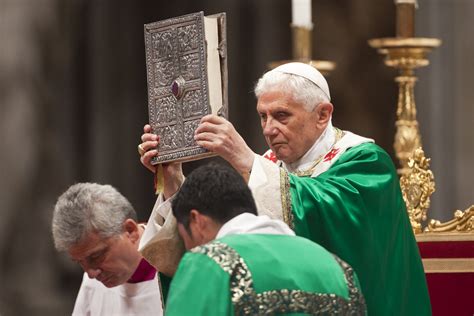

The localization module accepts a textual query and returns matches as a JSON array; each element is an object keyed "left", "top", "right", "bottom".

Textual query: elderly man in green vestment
[
  {"left": 165, "top": 163, "right": 366, "bottom": 315},
  {"left": 138, "top": 62, "right": 431, "bottom": 315}
]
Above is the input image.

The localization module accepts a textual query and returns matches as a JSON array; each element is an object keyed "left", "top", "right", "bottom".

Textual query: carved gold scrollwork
[
  {"left": 425, "top": 206, "right": 474, "bottom": 233},
  {"left": 400, "top": 148, "right": 436, "bottom": 234},
  {"left": 393, "top": 74, "right": 422, "bottom": 174}
]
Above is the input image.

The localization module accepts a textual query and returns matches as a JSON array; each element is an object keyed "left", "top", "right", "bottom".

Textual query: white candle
[
  {"left": 292, "top": 0, "right": 312, "bottom": 28},
  {"left": 395, "top": 0, "right": 418, "bottom": 7}
]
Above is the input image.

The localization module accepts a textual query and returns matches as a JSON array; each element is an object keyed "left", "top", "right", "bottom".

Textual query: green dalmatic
[{"left": 166, "top": 234, "right": 366, "bottom": 315}]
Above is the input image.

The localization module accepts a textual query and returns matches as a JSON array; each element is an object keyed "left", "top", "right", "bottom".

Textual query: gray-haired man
[{"left": 52, "top": 183, "right": 163, "bottom": 315}]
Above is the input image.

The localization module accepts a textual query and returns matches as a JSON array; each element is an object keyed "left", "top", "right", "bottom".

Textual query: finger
[
  {"left": 195, "top": 122, "right": 217, "bottom": 135},
  {"left": 143, "top": 149, "right": 158, "bottom": 161},
  {"left": 195, "top": 135, "right": 229, "bottom": 151},
  {"left": 194, "top": 131, "right": 222, "bottom": 143},
  {"left": 141, "top": 149, "right": 158, "bottom": 173},
  {"left": 195, "top": 120, "right": 228, "bottom": 135},
  {"left": 195, "top": 140, "right": 216, "bottom": 152},
  {"left": 141, "top": 133, "right": 158, "bottom": 142},
  {"left": 200, "top": 114, "right": 227, "bottom": 125},
  {"left": 141, "top": 140, "right": 159, "bottom": 152},
  {"left": 143, "top": 124, "right": 152, "bottom": 133}
]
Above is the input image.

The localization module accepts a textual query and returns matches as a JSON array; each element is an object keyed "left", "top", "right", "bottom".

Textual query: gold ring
[{"left": 138, "top": 144, "right": 146, "bottom": 156}]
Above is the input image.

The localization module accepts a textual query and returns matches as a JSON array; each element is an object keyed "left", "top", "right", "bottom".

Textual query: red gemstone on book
[
  {"left": 171, "top": 81, "right": 179, "bottom": 97},
  {"left": 170, "top": 76, "right": 185, "bottom": 100}
]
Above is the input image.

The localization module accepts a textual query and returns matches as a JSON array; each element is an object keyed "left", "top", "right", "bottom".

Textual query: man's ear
[
  {"left": 316, "top": 103, "right": 333, "bottom": 126},
  {"left": 188, "top": 209, "right": 205, "bottom": 242},
  {"left": 189, "top": 209, "right": 221, "bottom": 244},
  {"left": 189, "top": 209, "right": 204, "bottom": 230},
  {"left": 123, "top": 219, "right": 140, "bottom": 243}
]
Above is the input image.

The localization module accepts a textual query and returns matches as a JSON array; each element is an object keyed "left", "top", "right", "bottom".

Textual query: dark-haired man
[{"left": 164, "top": 164, "right": 365, "bottom": 315}]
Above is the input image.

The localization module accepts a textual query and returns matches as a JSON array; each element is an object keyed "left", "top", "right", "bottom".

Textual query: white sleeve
[
  {"left": 248, "top": 154, "right": 286, "bottom": 222},
  {"left": 71, "top": 273, "right": 92, "bottom": 316},
  {"left": 138, "top": 193, "right": 185, "bottom": 276},
  {"left": 139, "top": 194, "right": 171, "bottom": 251}
]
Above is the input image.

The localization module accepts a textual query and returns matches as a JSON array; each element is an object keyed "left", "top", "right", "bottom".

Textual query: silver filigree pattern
[
  {"left": 183, "top": 120, "right": 199, "bottom": 147},
  {"left": 154, "top": 60, "right": 176, "bottom": 87},
  {"left": 144, "top": 12, "right": 228, "bottom": 164},
  {"left": 182, "top": 89, "right": 204, "bottom": 118},
  {"left": 155, "top": 96, "right": 177, "bottom": 125},
  {"left": 179, "top": 53, "right": 200, "bottom": 81},
  {"left": 151, "top": 31, "right": 174, "bottom": 59},
  {"left": 192, "top": 240, "right": 366, "bottom": 316},
  {"left": 177, "top": 24, "right": 199, "bottom": 52},
  {"left": 155, "top": 125, "right": 182, "bottom": 150}
]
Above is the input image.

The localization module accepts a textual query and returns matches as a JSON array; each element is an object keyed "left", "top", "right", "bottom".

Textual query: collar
[
  {"left": 127, "top": 258, "right": 156, "bottom": 283},
  {"left": 283, "top": 120, "right": 335, "bottom": 173},
  {"left": 129, "top": 223, "right": 156, "bottom": 283},
  {"left": 216, "top": 213, "right": 295, "bottom": 239}
]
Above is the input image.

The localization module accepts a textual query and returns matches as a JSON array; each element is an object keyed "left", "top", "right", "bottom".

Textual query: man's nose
[
  {"left": 262, "top": 118, "right": 278, "bottom": 136},
  {"left": 85, "top": 267, "right": 102, "bottom": 279}
]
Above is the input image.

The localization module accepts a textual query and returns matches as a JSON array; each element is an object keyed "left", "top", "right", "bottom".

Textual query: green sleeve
[{"left": 165, "top": 252, "right": 232, "bottom": 316}]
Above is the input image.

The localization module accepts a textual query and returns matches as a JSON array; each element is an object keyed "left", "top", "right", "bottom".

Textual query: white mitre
[{"left": 270, "top": 62, "right": 331, "bottom": 101}]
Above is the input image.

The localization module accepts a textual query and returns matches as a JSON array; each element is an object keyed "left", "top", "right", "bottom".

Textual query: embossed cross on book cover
[{"left": 144, "top": 11, "right": 228, "bottom": 164}]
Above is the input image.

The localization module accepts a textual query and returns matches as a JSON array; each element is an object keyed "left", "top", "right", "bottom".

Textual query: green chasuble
[
  {"left": 280, "top": 143, "right": 431, "bottom": 316},
  {"left": 166, "top": 234, "right": 365, "bottom": 316}
]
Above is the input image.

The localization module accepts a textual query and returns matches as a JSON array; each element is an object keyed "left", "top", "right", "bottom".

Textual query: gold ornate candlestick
[
  {"left": 269, "top": 24, "right": 336, "bottom": 75},
  {"left": 368, "top": 0, "right": 441, "bottom": 175},
  {"left": 369, "top": 37, "right": 441, "bottom": 175},
  {"left": 369, "top": 1, "right": 441, "bottom": 233}
]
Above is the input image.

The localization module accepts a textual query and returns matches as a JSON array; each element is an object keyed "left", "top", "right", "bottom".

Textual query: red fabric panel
[
  {"left": 127, "top": 258, "right": 156, "bottom": 283},
  {"left": 417, "top": 241, "right": 474, "bottom": 259},
  {"left": 426, "top": 273, "right": 474, "bottom": 316},
  {"left": 417, "top": 240, "right": 474, "bottom": 315}
]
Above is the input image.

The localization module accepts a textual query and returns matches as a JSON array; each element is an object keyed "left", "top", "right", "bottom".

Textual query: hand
[
  {"left": 139, "top": 124, "right": 184, "bottom": 198},
  {"left": 140, "top": 124, "right": 159, "bottom": 173},
  {"left": 194, "top": 115, "right": 255, "bottom": 175}
]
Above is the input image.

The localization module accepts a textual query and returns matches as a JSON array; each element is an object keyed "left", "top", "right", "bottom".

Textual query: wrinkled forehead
[
  {"left": 256, "top": 90, "right": 303, "bottom": 111},
  {"left": 67, "top": 231, "right": 111, "bottom": 260}
]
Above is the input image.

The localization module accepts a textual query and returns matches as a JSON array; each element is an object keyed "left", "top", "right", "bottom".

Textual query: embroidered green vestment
[
  {"left": 283, "top": 143, "right": 431, "bottom": 316},
  {"left": 166, "top": 234, "right": 365, "bottom": 315}
]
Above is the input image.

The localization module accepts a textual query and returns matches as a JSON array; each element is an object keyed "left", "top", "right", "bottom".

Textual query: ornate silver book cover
[{"left": 144, "top": 11, "right": 228, "bottom": 164}]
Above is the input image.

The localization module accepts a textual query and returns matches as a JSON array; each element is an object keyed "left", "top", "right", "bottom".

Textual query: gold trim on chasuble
[
  {"left": 279, "top": 128, "right": 345, "bottom": 230},
  {"left": 293, "top": 127, "right": 345, "bottom": 178},
  {"left": 192, "top": 241, "right": 366, "bottom": 315},
  {"left": 280, "top": 169, "right": 294, "bottom": 230}
]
